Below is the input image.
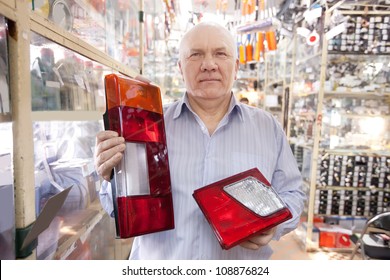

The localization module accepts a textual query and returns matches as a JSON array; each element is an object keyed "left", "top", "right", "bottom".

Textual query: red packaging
[{"left": 193, "top": 168, "right": 292, "bottom": 249}]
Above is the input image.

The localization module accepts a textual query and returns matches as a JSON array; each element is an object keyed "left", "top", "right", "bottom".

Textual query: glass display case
[
  {"left": 30, "top": 32, "right": 107, "bottom": 112},
  {"left": 31, "top": 0, "right": 141, "bottom": 72},
  {"left": 263, "top": 36, "right": 294, "bottom": 125},
  {"left": 287, "top": 15, "right": 324, "bottom": 251},
  {"left": 30, "top": 33, "right": 130, "bottom": 259},
  {"left": 288, "top": 16, "right": 322, "bottom": 144},
  {"left": 0, "top": 0, "right": 145, "bottom": 259},
  {"left": 0, "top": 14, "right": 15, "bottom": 260},
  {"left": 235, "top": 61, "right": 264, "bottom": 108},
  {"left": 288, "top": 6, "right": 390, "bottom": 251},
  {"left": 31, "top": 0, "right": 175, "bottom": 91},
  {"left": 322, "top": 53, "right": 390, "bottom": 152},
  {"left": 0, "top": 14, "right": 9, "bottom": 117}
]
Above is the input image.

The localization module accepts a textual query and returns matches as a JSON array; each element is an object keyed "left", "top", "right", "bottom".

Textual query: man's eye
[
  {"left": 190, "top": 53, "right": 201, "bottom": 57},
  {"left": 216, "top": 52, "right": 228, "bottom": 57}
]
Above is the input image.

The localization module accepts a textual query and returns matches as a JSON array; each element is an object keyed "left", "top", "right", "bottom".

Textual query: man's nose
[{"left": 200, "top": 55, "right": 217, "bottom": 71}]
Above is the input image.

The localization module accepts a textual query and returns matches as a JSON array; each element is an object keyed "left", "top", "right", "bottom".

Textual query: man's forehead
[
  {"left": 179, "top": 23, "right": 236, "bottom": 58},
  {"left": 184, "top": 36, "right": 233, "bottom": 52},
  {"left": 188, "top": 45, "right": 230, "bottom": 52}
]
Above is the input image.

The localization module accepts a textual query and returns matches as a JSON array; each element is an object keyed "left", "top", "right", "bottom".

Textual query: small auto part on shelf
[{"left": 49, "top": 0, "right": 73, "bottom": 32}]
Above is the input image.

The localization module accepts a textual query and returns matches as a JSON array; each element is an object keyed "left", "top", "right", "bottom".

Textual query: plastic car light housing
[
  {"left": 104, "top": 74, "right": 174, "bottom": 238},
  {"left": 193, "top": 168, "right": 292, "bottom": 249}
]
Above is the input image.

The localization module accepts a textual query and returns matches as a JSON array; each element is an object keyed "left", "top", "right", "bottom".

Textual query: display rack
[
  {"left": 263, "top": 36, "right": 293, "bottom": 126},
  {"left": 0, "top": 0, "right": 169, "bottom": 260},
  {"left": 288, "top": 4, "right": 390, "bottom": 251}
]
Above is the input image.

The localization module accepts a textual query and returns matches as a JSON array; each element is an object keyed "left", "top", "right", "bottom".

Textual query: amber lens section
[{"left": 105, "top": 74, "right": 163, "bottom": 114}]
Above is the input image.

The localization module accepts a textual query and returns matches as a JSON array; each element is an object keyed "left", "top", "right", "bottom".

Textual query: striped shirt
[{"left": 100, "top": 93, "right": 305, "bottom": 259}]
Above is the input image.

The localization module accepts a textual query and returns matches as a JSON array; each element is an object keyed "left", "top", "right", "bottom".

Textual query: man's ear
[
  {"left": 234, "top": 58, "right": 239, "bottom": 80},
  {"left": 178, "top": 60, "right": 183, "bottom": 74},
  {"left": 178, "top": 60, "right": 184, "bottom": 80}
]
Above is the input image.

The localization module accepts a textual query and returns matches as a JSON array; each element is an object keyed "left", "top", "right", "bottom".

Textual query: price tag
[{"left": 74, "top": 74, "right": 86, "bottom": 90}]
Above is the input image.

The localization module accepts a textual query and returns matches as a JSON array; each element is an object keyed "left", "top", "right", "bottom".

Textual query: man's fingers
[
  {"left": 247, "top": 233, "right": 273, "bottom": 247},
  {"left": 97, "top": 152, "right": 123, "bottom": 181},
  {"left": 239, "top": 235, "right": 271, "bottom": 250},
  {"left": 239, "top": 241, "right": 260, "bottom": 250},
  {"left": 94, "top": 130, "right": 126, "bottom": 180},
  {"left": 239, "top": 227, "right": 277, "bottom": 250},
  {"left": 96, "top": 136, "right": 125, "bottom": 155},
  {"left": 96, "top": 130, "right": 119, "bottom": 142},
  {"left": 95, "top": 142, "right": 125, "bottom": 166}
]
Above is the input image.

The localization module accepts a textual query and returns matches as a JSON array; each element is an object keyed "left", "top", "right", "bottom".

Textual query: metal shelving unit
[{"left": 287, "top": 4, "right": 390, "bottom": 251}]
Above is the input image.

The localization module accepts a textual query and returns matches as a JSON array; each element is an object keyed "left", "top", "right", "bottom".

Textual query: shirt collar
[{"left": 173, "top": 92, "right": 245, "bottom": 122}]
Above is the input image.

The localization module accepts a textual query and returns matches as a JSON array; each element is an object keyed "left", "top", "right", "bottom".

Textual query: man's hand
[
  {"left": 95, "top": 130, "right": 126, "bottom": 181},
  {"left": 239, "top": 227, "right": 277, "bottom": 250}
]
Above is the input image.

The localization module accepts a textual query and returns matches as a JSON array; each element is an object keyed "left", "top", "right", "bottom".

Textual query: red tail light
[
  {"left": 104, "top": 74, "right": 174, "bottom": 238},
  {"left": 193, "top": 168, "right": 291, "bottom": 249}
]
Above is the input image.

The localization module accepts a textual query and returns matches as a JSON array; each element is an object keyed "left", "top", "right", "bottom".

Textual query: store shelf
[
  {"left": 0, "top": 1, "right": 15, "bottom": 21},
  {"left": 293, "top": 143, "right": 314, "bottom": 150},
  {"left": 293, "top": 91, "right": 318, "bottom": 97},
  {"left": 31, "top": 111, "right": 103, "bottom": 122},
  {"left": 295, "top": 52, "right": 322, "bottom": 66},
  {"left": 324, "top": 92, "right": 390, "bottom": 98},
  {"left": 328, "top": 51, "right": 390, "bottom": 56},
  {"left": 315, "top": 186, "right": 390, "bottom": 191},
  {"left": 236, "top": 18, "right": 273, "bottom": 33},
  {"left": 320, "top": 148, "right": 390, "bottom": 157},
  {"left": 37, "top": 200, "right": 104, "bottom": 259},
  {"left": 336, "top": 113, "right": 390, "bottom": 119},
  {"left": 287, "top": 4, "right": 390, "bottom": 252},
  {"left": 52, "top": 201, "right": 105, "bottom": 259}
]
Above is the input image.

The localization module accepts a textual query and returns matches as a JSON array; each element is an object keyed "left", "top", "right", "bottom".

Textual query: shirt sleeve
[
  {"left": 99, "top": 180, "right": 114, "bottom": 217},
  {"left": 271, "top": 122, "right": 306, "bottom": 240}
]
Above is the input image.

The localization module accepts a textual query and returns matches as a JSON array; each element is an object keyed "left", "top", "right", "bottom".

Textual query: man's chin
[{"left": 189, "top": 90, "right": 231, "bottom": 100}]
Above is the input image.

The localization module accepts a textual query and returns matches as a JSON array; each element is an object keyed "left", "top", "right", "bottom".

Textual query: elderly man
[{"left": 95, "top": 22, "right": 305, "bottom": 259}]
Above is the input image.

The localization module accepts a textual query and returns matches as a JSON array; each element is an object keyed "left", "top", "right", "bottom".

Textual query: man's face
[{"left": 178, "top": 25, "right": 239, "bottom": 101}]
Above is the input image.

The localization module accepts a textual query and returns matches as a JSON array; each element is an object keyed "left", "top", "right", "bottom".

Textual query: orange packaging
[
  {"left": 239, "top": 44, "right": 246, "bottom": 64},
  {"left": 266, "top": 31, "right": 277, "bottom": 51},
  {"left": 254, "top": 32, "right": 264, "bottom": 61},
  {"left": 244, "top": 34, "right": 253, "bottom": 62},
  {"left": 246, "top": 44, "right": 253, "bottom": 62}
]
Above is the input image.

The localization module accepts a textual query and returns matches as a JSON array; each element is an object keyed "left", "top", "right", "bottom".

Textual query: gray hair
[{"left": 178, "top": 22, "right": 238, "bottom": 61}]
